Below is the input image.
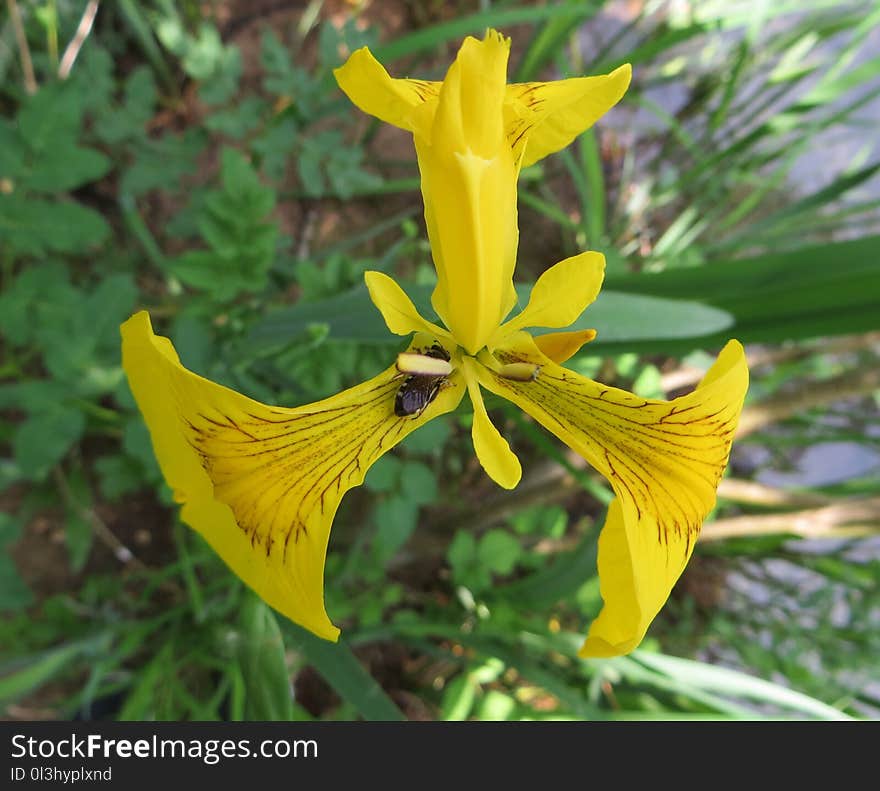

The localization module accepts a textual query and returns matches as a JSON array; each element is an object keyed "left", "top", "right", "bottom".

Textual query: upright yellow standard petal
[
  {"left": 334, "top": 33, "right": 629, "bottom": 355},
  {"left": 121, "top": 311, "right": 465, "bottom": 640},
  {"left": 416, "top": 30, "right": 520, "bottom": 354},
  {"left": 506, "top": 64, "right": 632, "bottom": 168},
  {"left": 474, "top": 334, "right": 748, "bottom": 656}
]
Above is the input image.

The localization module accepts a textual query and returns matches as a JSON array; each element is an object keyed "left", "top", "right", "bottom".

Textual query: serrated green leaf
[
  {"left": 13, "top": 407, "right": 85, "bottom": 481},
  {"left": 25, "top": 145, "right": 111, "bottom": 193},
  {"left": 0, "top": 195, "right": 110, "bottom": 256},
  {"left": 17, "top": 82, "right": 83, "bottom": 150}
]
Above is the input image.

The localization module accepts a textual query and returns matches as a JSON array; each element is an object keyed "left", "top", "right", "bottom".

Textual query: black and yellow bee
[{"left": 394, "top": 343, "right": 451, "bottom": 418}]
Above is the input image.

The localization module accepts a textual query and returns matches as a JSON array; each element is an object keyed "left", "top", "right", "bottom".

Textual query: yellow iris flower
[{"left": 121, "top": 30, "right": 748, "bottom": 658}]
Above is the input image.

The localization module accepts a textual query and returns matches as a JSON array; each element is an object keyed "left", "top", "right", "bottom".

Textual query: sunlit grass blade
[{"left": 631, "top": 651, "right": 854, "bottom": 720}]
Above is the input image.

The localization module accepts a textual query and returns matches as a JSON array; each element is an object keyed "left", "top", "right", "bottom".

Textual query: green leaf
[
  {"left": 204, "top": 97, "right": 267, "bottom": 139},
  {"left": 94, "top": 65, "right": 158, "bottom": 144},
  {"left": 373, "top": 496, "right": 419, "bottom": 563},
  {"left": 94, "top": 455, "right": 145, "bottom": 501},
  {"left": 237, "top": 595, "right": 295, "bottom": 721},
  {"left": 363, "top": 455, "right": 402, "bottom": 493},
  {"left": 64, "top": 468, "right": 95, "bottom": 573},
  {"left": 632, "top": 651, "right": 853, "bottom": 721},
  {"left": 0, "top": 514, "right": 31, "bottom": 611},
  {"left": 604, "top": 235, "right": 880, "bottom": 351},
  {"left": 0, "top": 637, "right": 109, "bottom": 706},
  {"left": 478, "top": 530, "right": 522, "bottom": 576},
  {"left": 17, "top": 82, "right": 83, "bottom": 151},
  {"left": 0, "top": 120, "right": 25, "bottom": 181},
  {"left": 285, "top": 624, "right": 406, "bottom": 721},
  {"left": 448, "top": 530, "right": 476, "bottom": 572},
  {"left": 498, "top": 526, "right": 599, "bottom": 609},
  {"left": 0, "top": 555, "right": 32, "bottom": 611},
  {"left": 371, "top": 5, "right": 617, "bottom": 63},
  {"left": 0, "top": 195, "right": 110, "bottom": 256},
  {"left": 399, "top": 461, "right": 437, "bottom": 506},
  {"left": 121, "top": 131, "right": 204, "bottom": 196},
  {"left": 25, "top": 145, "right": 111, "bottom": 193},
  {"left": 448, "top": 531, "right": 490, "bottom": 593},
  {"left": 247, "top": 282, "right": 734, "bottom": 350},
  {"left": 13, "top": 406, "right": 86, "bottom": 481}
]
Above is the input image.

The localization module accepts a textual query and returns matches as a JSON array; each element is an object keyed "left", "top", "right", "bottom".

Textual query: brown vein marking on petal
[
  {"left": 487, "top": 351, "right": 740, "bottom": 556},
  {"left": 407, "top": 79, "right": 439, "bottom": 103},
  {"left": 179, "top": 379, "right": 408, "bottom": 561}
]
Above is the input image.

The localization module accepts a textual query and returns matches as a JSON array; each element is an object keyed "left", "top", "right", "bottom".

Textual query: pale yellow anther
[
  {"left": 497, "top": 362, "right": 539, "bottom": 382},
  {"left": 396, "top": 352, "right": 453, "bottom": 376}
]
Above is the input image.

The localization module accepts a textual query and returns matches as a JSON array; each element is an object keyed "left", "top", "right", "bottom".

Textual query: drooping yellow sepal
[
  {"left": 121, "top": 311, "right": 465, "bottom": 640},
  {"left": 474, "top": 334, "right": 749, "bottom": 656},
  {"left": 506, "top": 64, "right": 632, "bottom": 168}
]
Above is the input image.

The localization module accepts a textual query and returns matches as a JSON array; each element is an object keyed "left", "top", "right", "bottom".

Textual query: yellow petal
[
  {"left": 417, "top": 30, "right": 520, "bottom": 354},
  {"left": 364, "top": 270, "right": 452, "bottom": 341},
  {"left": 333, "top": 47, "right": 439, "bottom": 138},
  {"left": 432, "top": 30, "right": 509, "bottom": 159},
  {"left": 462, "top": 357, "right": 521, "bottom": 489},
  {"left": 505, "top": 64, "right": 632, "bottom": 168},
  {"left": 491, "top": 251, "right": 605, "bottom": 345},
  {"left": 121, "top": 311, "right": 465, "bottom": 640},
  {"left": 474, "top": 334, "right": 749, "bottom": 656},
  {"left": 533, "top": 328, "right": 597, "bottom": 364}
]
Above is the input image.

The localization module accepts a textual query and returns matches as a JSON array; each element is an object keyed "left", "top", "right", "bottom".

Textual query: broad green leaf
[
  {"left": 246, "top": 282, "right": 734, "bottom": 349},
  {"left": 285, "top": 624, "right": 406, "bottom": 721},
  {"left": 604, "top": 235, "right": 880, "bottom": 351}
]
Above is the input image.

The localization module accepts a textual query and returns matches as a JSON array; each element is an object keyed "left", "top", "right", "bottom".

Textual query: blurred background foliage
[{"left": 1, "top": 0, "right": 878, "bottom": 721}]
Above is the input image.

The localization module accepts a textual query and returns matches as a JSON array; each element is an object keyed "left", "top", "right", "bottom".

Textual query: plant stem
[
  {"left": 58, "top": 0, "right": 100, "bottom": 80},
  {"left": 6, "top": 0, "right": 37, "bottom": 94}
]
